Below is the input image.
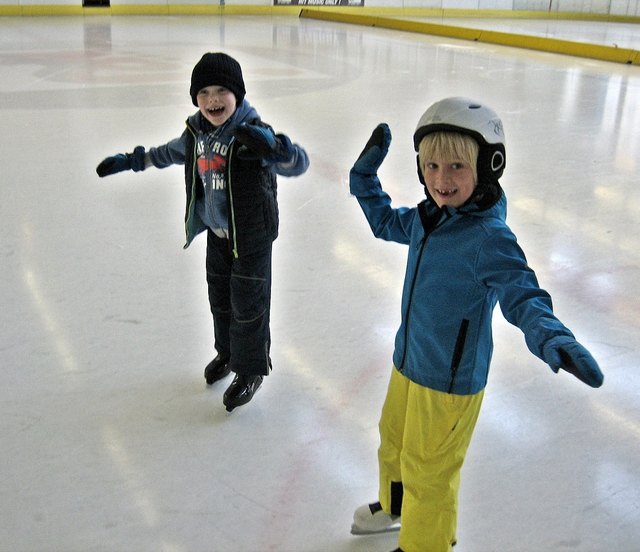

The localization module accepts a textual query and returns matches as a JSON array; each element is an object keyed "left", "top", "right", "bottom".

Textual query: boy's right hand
[
  {"left": 351, "top": 123, "right": 391, "bottom": 176},
  {"left": 96, "top": 146, "right": 146, "bottom": 177}
]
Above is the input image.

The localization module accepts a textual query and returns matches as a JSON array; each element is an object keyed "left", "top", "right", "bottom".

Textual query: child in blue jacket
[
  {"left": 348, "top": 97, "right": 603, "bottom": 552},
  {"left": 96, "top": 53, "right": 309, "bottom": 412}
]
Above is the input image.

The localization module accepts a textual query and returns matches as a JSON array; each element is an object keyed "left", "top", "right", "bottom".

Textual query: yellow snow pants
[{"left": 378, "top": 367, "right": 484, "bottom": 552}]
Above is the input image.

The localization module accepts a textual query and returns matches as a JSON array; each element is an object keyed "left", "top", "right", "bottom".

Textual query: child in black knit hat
[{"left": 96, "top": 52, "right": 309, "bottom": 412}]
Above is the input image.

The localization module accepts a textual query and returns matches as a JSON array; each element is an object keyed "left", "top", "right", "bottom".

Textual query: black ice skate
[
  {"left": 204, "top": 355, "right": 231, "bottom": 385},
  {"left": 223, "top": 374, "right": 263, "bottom": 412}
]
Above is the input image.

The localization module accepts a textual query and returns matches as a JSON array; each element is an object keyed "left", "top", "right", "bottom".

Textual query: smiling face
[
  {"left": 422, "top": 158, "right": 477, "bottom": 209},
  {"left": 196, "top": 85, "right": 237, "bottom": 127},
  {"left": 418, "top": 132, "right": 479, "bottom": 209}
]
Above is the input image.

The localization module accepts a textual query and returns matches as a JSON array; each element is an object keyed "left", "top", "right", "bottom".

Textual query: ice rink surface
[{"left": 1, "top": 13, "right": 639, "bottom": 552}]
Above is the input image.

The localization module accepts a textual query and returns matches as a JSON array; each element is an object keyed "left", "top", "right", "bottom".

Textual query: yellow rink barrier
[
  {"left": 1, "top": 2, "right": 638, "bottom": 65},
  {"left": 299, "top": 8, "right": 640, "bottom": 66}
]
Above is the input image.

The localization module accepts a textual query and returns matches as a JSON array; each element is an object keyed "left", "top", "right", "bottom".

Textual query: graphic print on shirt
[
  {"left": 197, "top": 136, "right": 228, "bottom": 190},
  {"left": 196, "top": 132, "right": 230, "bottom": 234}
]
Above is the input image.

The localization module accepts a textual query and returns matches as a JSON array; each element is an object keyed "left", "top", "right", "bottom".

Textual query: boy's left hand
[
  {"left": 543, "top": 336, "right": 604, "bottom": 388},
  {"left": 351, "top": 123, "right": 391, "bottom": 176},
  {"left": 233, "top": 124, "right": 294, "bottom": 164}
]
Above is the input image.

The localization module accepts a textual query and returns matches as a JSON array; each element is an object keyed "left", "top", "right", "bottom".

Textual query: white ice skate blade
[{"left": 350, "top": 522, "right": 401, "bottom": 535}]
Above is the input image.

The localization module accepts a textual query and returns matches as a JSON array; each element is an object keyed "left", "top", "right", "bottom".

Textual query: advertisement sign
[{"left": 274, "top": 0, "right": 364, "bottom": 5}]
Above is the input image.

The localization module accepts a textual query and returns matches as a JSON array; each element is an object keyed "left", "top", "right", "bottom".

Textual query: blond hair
[{"left": 418, "top": 132, "right": 479, "bottom": 183}]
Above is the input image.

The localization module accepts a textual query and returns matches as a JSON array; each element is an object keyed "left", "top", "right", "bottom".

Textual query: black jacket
[{"left": 182, "top": 116, "right": 279, "bottom": 257}]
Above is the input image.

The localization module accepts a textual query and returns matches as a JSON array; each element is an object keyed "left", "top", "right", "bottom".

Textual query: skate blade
[{"left": 350, "top": 523, "right": 401, "bottom": 535}]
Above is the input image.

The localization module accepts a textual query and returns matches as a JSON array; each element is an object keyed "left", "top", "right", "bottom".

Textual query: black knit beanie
[{"left": 189, "top": 53, "right": 246, "bottom": 106}]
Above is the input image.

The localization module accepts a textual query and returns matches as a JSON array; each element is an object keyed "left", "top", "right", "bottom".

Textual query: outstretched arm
[
  {"left": 480, "top": 230, "right": 604, "bottom": 388},
  {"left": 96, "top": 133, "right": 187, "bottom": 177}
]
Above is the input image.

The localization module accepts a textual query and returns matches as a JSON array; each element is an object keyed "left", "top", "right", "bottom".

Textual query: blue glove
[
  {"left": 543, "top": 336, "right": 604, "bottom": 388},
  {"left": 233, "top": 124, "right": 294, "bottom": 164},
  {"left": 96, "top": 146, "right": 146, "bottom": 177},
  {"left": 351, "top": 123, "right": 392, "bottom": 176}
]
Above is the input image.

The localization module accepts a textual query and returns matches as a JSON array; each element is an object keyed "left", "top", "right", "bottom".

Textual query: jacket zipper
[
  {"left": 184, "top": 125, "right": 199, "bottom": 248},
  {"left": 448, "top": 319, "right": 469, "bottom": 393},
  {"left": 399, "top": 203, "right": 444, "bottom": 371},
  {"left": 399, "top": 205, "right": 455, "bottom": 385},
  {"left": 226, "top": 140, "right": 239, "bottom": 259},
  {"left": 398, "top": 236, "right": 428, "bottom": 372}
]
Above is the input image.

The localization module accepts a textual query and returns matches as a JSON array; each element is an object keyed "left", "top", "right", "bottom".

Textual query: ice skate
[
  {"left": 204, "top": 354, "right": 231, "bottom": 385},
  {"left": 223, "top": 374, "right": 263, "bottom": 412},
  {"left": 351, "top": 501, "right": 400, "bottom": 535}
]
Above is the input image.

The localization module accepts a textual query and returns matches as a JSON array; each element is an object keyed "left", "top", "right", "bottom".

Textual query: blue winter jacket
[{"left": 350, "top": 177, "right": 575, "bottom": 395}]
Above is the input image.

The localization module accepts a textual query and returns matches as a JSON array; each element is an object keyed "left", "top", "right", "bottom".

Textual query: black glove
[
  {"left": 543, "top": 336, "right": 604, "bottom": 388},
  {"left": 96, "top": 146, "right": 146, "bottom": 177},
  {"left": 351, "top": 123, "right": 391, "bottom": 176},
  {"left": 233, "top": 124, "right": 294, "bottom": 164}
]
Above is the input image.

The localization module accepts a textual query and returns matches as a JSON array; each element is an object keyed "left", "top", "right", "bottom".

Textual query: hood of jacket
[{"left": 418, "top": 187, "right": 507, "bottom": 237}]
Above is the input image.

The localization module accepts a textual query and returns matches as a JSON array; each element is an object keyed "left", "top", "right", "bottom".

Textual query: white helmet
[{"left": 413, "top": 97, "right": 506, "bottom": 185}]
